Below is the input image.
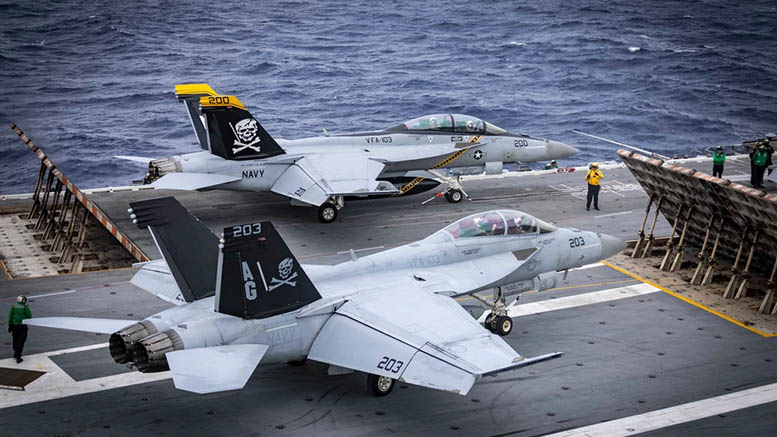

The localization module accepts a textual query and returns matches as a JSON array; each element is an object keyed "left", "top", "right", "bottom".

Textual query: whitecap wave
[
  {"left": 507, "top": 41, "right": 527, "bottom": 47},
  {"left": 628, "top": 46, "right": 641, "bottom": 52}
]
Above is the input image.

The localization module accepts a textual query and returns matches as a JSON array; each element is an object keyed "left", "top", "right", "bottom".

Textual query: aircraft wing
[
  {"left": 271, "top": 154, "right": 399, "bottom": 206},
  {"left": 151, "top": 173, "right": 241, "bottom": 191},
  {"left": 23, "top": 317, "right": 137, "bottom": 334},
  {"left": 307, "top": 280, "right": 560, "bottom": 395}
]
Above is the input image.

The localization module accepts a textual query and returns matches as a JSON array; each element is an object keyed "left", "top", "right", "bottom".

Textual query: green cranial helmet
[{"left": 16, "top": 295, "right": 27, "bottom": 304}]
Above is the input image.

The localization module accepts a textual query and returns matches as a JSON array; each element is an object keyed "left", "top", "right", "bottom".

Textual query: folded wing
[
  {"left": 307, "top": 281, "right": 559, "bottom": 395},
  {"left": 271, "top": 154, "right": 398, "bottom": 206}
]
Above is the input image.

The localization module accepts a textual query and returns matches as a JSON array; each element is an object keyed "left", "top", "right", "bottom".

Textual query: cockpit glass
[
  {"left": 503, "top": 211, "right": 538, "bottom": 235},
  {"left": 403, "top": 114, "right": 453, "bottom": 131},
  {"left": 485, "top": 121, "right": 507, "bottom": 134},
  {"left": 538, "top": 219, "right": 557, "bottom": 234},
  {"left": 444, "top": 212, "right": 506, "bottom": 239},
  {"left": 452, "top": 114, "right": 485, "bottom": 133}
]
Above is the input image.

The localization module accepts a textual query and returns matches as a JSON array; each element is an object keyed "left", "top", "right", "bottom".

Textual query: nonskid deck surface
[{"left": 1, "top": 155, "right": 776, "bottom": 436}]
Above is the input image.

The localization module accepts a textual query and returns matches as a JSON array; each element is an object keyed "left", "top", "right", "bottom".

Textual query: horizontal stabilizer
[
  {"left": 151, "top": 173, "right": 240, "bottom": 191},
  {"left": 23, "top": 317, "right": 137, "bottom": 334},
  {"left": 114, "top": 155, "right": 156, "bottom": 164},
  {"left": 166, "top": 344, "right": 268, "bottom": 394}
]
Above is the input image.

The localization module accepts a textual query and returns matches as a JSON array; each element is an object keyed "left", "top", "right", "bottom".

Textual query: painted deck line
[
  {"left": 549, "top": 382, "right": 777, "bottom": 437},
  {"left": 0, "top": 343, "right": 170, "bottom": 410},
  {"left": 478, "top": 283, "right": 658, "bottom": 321}
]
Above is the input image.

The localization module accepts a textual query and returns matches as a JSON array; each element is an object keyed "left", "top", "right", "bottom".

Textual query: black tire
[
  {"left": 495, "top": 316, "right": 513, "bottom": 336},
  {"left": 484, "top": 312, "right": 496, "bottom": 332},
  {"left": 446, "top": 189, "right": 463, "bottom": 203},
  {"left": 286, "top": 359, "right": 307, "bottom": 367},
  {"left": 318, "top": 203, "right": 338, "bottom": 223},
  {"left": 366, "top": 373, "right": 395, "bottom": 397}
]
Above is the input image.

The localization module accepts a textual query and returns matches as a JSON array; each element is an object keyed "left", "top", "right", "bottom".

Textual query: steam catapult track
[{"left": 1, "top": 125, "right": 777, "bottom": 436}]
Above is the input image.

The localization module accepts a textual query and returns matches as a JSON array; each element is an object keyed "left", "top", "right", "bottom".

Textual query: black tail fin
[
  {"left": 215, "top": 221, "right": 321, "bottom": 319},
  {"left": 174, "top": 84, "right": 220, "bottom": 151},
  {"left": 129, "top": 197, "right": 219, "bottom": 302},
  {"left": 199, "top": 95, "right": 285, "bottom": 161}
]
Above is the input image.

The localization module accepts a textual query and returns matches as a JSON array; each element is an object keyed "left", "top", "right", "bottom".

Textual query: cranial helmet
[
  {"left": 717, "top": 145, "right": 723, "bottom": 149},
  {"left": 591, "top": 162, "right": 599, "bottom": 168},
  {"left": 16, "top": 295, "right": 26, "bottom": 304}
]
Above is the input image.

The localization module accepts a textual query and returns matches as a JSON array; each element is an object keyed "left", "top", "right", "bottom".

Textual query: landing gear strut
[{"left": 477, "top": 287, "right": 514, "bottom": 337}]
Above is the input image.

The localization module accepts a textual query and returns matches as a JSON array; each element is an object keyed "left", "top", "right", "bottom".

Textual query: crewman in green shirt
[
  {"left": 8, "top": 296, "right": 31, "bottom": 363},
  {"left": 712, "top": 146, "right": 726, "bottom": 178},
  {"left": 751, "top": 144, "right": 769, "bottom": 189}
]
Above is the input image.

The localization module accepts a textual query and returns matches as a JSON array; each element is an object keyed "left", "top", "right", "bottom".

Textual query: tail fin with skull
[
  {"left": 199, "top": 95, "right": 285, "bottom": 161},
  {"left": 215, "top": 221, "right": 322, "bottom": 319}
]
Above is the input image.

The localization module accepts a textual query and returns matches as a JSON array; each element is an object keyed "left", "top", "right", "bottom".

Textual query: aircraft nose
[
  {"left": 599, "top": 233, "right": 626, "bottom": 259},
  {"left": 546, "top": 140, "right": 579, "bottom": 159}
]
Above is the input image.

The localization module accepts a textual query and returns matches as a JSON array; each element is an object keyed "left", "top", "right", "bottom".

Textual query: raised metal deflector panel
[
  {"left": 619, "top": 149, "right": 777, "bottom": 276},
  {"left": 9, "top": 123, "right": 150, "bottom": 266}
]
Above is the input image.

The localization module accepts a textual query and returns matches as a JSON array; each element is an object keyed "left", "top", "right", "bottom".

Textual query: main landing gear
[
  {"left": 476, "top": 287, "right": 514, "bottom": 337},
  {"left": 317, "top": 196, "right": 344, "bottom": 223},
  {"left": 366, "top": 373, "right": 395, "bottom": 397}
]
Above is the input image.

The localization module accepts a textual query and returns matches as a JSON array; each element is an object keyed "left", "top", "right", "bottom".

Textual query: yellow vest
[{"left": 586, "top": 169, "right": 603, "bottom": 186}]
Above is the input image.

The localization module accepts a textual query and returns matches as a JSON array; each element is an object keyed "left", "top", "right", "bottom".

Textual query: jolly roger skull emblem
[
  {"left": 229, "top": 118, "right": 262, "bottom": 154},
  {"left": 268, "top": 257, "right": 298, "bottom": 291}
]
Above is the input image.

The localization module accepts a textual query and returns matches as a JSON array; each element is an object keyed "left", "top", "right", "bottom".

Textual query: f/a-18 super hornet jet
[
  {"left": 117, "top": 84, "right": 578, "bottom": 223},
  {"left": 25, "top": 198, "right": 623, "bottom": 396}
]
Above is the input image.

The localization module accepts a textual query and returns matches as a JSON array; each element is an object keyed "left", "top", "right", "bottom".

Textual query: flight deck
[{"left": 1, "top": 132, "right": 777, "bottom": 436}]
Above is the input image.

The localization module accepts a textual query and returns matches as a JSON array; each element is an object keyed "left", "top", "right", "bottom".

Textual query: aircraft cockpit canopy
[
  {"left": 443, "top": 210, "right": 557, "bottom": 239},
  {"left": 388, "top": 114, "right": 507, "bottom": 135}
]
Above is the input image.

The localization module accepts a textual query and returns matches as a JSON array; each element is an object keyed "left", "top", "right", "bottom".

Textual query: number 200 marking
[
  {"left": 233, "top": 223, "right": 261, "bottom": 237},
  {"left": 377, "top": 356, "right": 404, "bottom": 373},
  {"left": 207, "top": 96, "right": 230, "bottom": 105}
]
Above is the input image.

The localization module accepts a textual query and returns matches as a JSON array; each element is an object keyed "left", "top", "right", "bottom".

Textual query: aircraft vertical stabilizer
[
  {"left": 199, "top": 95, "right": 285, "bottom": 161},
  {"left": 215, "top": 221, "right": 321, "bottom": 319},
  {"left": 175, "top": 83, "right": 219, "bottom": 150},
  {"left": 129, "top": 197, "right": 219, "bottom": 302}
]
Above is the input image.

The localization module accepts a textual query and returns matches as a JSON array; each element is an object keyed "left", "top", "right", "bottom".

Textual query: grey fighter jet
[
  {"left": 25, "top": 198, "right": 624, "bottom": 396},
  {"left": 118, "top": 84, "right": 579, "bottom": 223}
]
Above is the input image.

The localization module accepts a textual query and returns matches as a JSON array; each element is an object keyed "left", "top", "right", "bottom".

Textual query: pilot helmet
[{"left": 16, "top": 295, "right": 27, "bottom": 305}]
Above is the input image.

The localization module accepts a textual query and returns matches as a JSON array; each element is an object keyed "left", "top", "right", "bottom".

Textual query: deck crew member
[
  {"left": 8, "top": 295, "right": 31, "bottom": 363},
  {"left": 750, "top": 144, "right": 768, "bottom": 189},
  {"left": 585, "top": 162, "right": 603, "bottom": 211},
  {"left": 544, "top": 160, "right": 558, "bottom": 170},
  {"left": 712, "top": 146, "right": 726, "bottom": 178}
]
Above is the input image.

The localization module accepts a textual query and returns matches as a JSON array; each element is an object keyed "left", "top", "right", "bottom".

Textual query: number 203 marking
[
  {"left": 569, "top": 236, "right": 585, "bottom": 247},
  {"left": 377, "top": 356, "right": 403, "bottom": 373},
  {"left": 232, "top": 223, "right": 261, "bottom": 237}
]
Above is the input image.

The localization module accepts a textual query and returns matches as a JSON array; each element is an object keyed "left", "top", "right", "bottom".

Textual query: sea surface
[{"left": 1, "top": 0, "right": 776, "bottom": 194}]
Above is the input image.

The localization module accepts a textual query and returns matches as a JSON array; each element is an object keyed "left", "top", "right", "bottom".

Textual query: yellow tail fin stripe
[
  {"left": 199, "top": 95, "right": 246, "bottom": 110},
  {"left": 175, "top": 83, "right": 219, "bottom": 97}
]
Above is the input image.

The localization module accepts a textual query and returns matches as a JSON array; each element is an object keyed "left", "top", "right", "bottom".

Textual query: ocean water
[{"left": 1, "top": 0, "right": 776, "bottom": 194}]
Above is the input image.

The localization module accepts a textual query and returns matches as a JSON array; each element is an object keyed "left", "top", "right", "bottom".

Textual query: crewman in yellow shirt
[{"left": 585, "top": 162, "right": 603, "bottom": 211}]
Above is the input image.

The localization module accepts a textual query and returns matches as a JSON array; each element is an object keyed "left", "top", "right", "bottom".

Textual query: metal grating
[{"left": 618, "top": 149, "right": 777, "bottom": 277}]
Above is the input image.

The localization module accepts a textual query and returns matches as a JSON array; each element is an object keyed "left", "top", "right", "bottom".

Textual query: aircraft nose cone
[
  {"left": 546, "top": 140, "right": 579, "bottom": 159},
  {"left": 599, "top": 233, "right": 626, "bottom": 259}
]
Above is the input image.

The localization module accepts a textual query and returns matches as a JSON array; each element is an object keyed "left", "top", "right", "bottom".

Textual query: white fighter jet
[
  {"left": 25, "top": 197, "right": 624, "bottom": 396},
  {"left": 117, "top": 84, "right": 579, "bottom": 222}
]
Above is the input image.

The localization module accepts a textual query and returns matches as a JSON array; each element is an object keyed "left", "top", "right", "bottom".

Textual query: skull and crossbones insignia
[
  {"left": 268, "top": 257, "right": 298, "bottom": 291},
  {"left": 229, "top": 117, "right": 262, "bottom": 154}
]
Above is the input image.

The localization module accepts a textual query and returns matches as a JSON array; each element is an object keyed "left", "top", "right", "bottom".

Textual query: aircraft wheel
[
  {"left": 366, "top": 373, "right": 395, "bottom": 397},
  {"left": 286, "top": 359, "right": 307, "bottom": 366},
  {"left": 446, "top": 189, "right": 464, "bottom": 203},
  {"left": 495, "top": 316, "right": 513, "bottom": 336},
  {"left": 318, "top": 203, "right": 338, "bottom": 223}
]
